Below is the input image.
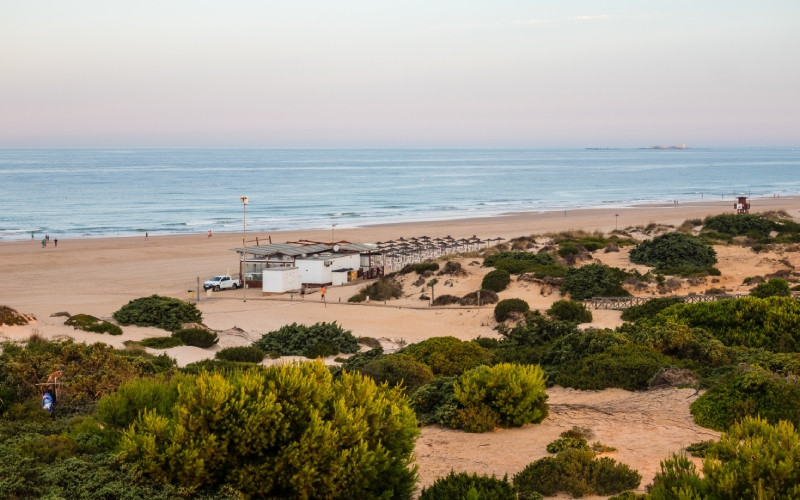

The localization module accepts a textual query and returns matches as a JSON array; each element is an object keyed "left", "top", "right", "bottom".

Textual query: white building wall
[
  {"left": 262, "top": 267, "right": 301, "bottom": 293},
  {"left": 296, "top": 253, "right": 360, "bottom": 285}
]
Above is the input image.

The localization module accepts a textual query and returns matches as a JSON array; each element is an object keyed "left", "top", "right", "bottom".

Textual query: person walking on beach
[
  {"left": 145, "top": 232, "right": 148, "bottom": 239},
  {"left": 208, "top": 229, "right": 213, "bottom": 238},
  {"left": 320, "top": 286, "right": 326, "bottom": 302},
  {"left": 54, "top": 238, "right": 58, "bottom": 247},
  {"left": 41, "top": 238, "right": 46, "bottom": 248}
]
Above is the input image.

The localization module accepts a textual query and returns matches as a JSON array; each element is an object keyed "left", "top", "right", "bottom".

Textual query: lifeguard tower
[{"left": 734, "top": 196, "right": 750, "bottom": 214}]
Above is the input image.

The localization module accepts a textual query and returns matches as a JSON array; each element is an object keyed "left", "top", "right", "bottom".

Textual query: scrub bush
[
  {"left": 650, "top": 417, "right": 800, "bottom": 498},
  {"left": 458, "top": 289, "right": 499, "bottom": 305},
  {"left": 96, "top": 374, "right": 185, "bottom": 430},
  {"left": 500, "top": 311, "right": 580, "bottom": 347},
  {"left": 513, "top": 448, "right": 640, "bottom": 498},
  {"left": 454, "top": 363, "right": 548, "bottom": 428},
  {"left": 409, "top": 376, "right": 458, "bottom": 426},
  {"left": 359, "top": 353, "right": 435, "bottom": 392},
  {"left": 482, "top": 269, "right": 511, "bottom": 292},
  {"left": 619, "top": 296, "right": 683, "bottom": 322},
  {"left": 450, "top": 404, "right": 500, "bottom": 433},
  {"left": 690, "top": 365, "right": 800, "bottom": 431},
  {"left": 173, "top": 327, "right": 218, "bottom": 348},
  {"left": 64, "top": 314, "right": 123, "bottom": 335},
  {"left": 215, "top": 346, "right": 265, "bottom": 363},
  {"left": 629, "top": 232, "right": 717, "bottom": 275},
  {"left": 547, "top": 300, "right": 593, "bottom": 323},
  {"left": 401, "top": 336, "right": 492, "bottom": 376},
  {"left": 139, "top": 336, "right": 184, "bottom": 349},
  {"left": 484, "top": 251, "right": 565, "bottom": 277},
  {"left": 547, "top": 436, "right": 590, "bottom": 454},
  {"left": 432, "top": 294, "right": 460, "bottom": 306},
  {"left": 400, "top": 261, "right": 439, "bottom": 275},
  {"left": 702, "top": 213, "right": 774, "bottom": 237},
  {"left": 112, "top": 295, "right": 202, "bottom": 332},
  {"left": 555, "top": 344, "right": 675, "bottom": 391},
  {"left": 750, "top": 277, "right": 791, "bottom": 298},
  {"left": 0, "top": 305, "right": 33, "bottom": 326},
  {"left": 419, "top": 471, "right": 515, "bottom": 500},
  {"left": 561, "top": 263, "right": 630, "bottom": 300},
  {"left": 253, "top": 321, "right": 359, "bottom": 357},
  {"left": 348, "top": 277, "right": 403, "bottom": 302},
  {"left": 119, "top": 362, "right": 420, "bottom": 498},
  {"left": 494, "top": 298, "right": 530, "bottom": 322}
]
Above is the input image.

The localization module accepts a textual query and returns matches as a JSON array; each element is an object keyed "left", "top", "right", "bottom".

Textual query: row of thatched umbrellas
[{"left": 371, "top": 235, "right": 505, "bottom": 266}]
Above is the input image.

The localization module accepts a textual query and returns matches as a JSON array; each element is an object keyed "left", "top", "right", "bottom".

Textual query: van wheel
[
  {"left": 232, "top": 283, "right": 238, "bottom": 289},
  {"left": 214, "top": 285, "right": 220, "bottom": 292}
]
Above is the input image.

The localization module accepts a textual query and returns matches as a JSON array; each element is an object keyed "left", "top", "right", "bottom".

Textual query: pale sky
[{"left": 1, "top": 1, "right": 798, "bottom": 147}]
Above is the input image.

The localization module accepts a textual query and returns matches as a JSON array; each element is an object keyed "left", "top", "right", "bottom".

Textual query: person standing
[
  {"left": 54, "top": 238, "right": 58, "bottom": 247},
  {"left": 320, "top": 286, "right": 326, "bottom": 302},
  {"left": 41, "top": 238, "right": 46, "bottom": 248},
  {"left": 208, "top": 229, "right": 213, "bottom": 238}
]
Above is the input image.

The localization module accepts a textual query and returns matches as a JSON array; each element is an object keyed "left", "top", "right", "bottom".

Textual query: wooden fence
[{"left": 584, "top": 292, "right": 800, "bottom": 310}]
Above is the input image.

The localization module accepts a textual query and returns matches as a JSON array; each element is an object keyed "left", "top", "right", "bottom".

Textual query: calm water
[{"left": 1, "top": 148, "right": 798, "bottom": 240}]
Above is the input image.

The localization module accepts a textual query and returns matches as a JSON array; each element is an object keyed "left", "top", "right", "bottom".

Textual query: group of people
[{"left": 36, "top": 233, "right": 58, "bottom": 247}]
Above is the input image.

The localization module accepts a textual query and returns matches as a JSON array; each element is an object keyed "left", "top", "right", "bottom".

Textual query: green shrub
[
  {"left": 401, "top": 336, "right": 492, "bottom": 376},
  {"left": 629, "top": 232, "right": 717, "bottom": 275},
  {"left": 409, "top": 376, "right": 458, "bottom": 426},
  {"left": 96, "top": 374, "right": 185, "bottom": 429},
  {"left": 119, "top": 362, "right": 419, "bottom": 498},
  {"left": 450, "top": 404, "right": 501, "bottom": 433},
  {"left": 173, "top": 327, "right": 218, "bottom": 348},
  {"left": 618, "top": 322, "right": 729, "bottom": 366},
  {"left": 215, "top": 346, "right": 265, "bottom": 363},
  {"left": 253, "top": 321, "right": 359, "bottom": 358},
  {"left": 484, "top": 251, "right": 566, "bottom": 277},
  {"left": 514, "top": 448, "right": 640, "bottom": 498},
  {"left": 454, "top": 363, "right": 548, "bottom": 428},
  {"left": 432, "top": 294, "right": 460, "bottom": 306},
  {"left": 651, "top": 417, "right": 800, "bottom": 498},
  {"left": 653, "top": 296, "right": 800, "bottom": 352},
  {"left": 703, "top": 213, "right": 774, "bottom": 237},
  {"left": 482, "top": 269, "right": 511, "bottom": 292},
  {"left": 750, "top": 277, "right": 791, "bottom": 298},
  {"left": 685, "top": 439, "right": 715, "bottom": 457},
  {"left": 139, "top": 336, "right": 184, "bottom": 349},
  {"left": 494, "top": 298, "right": 530, "bottom": 322},
  {"left": 0, "top": 305, "right": 33, "bottom": 326},
  {"left": 359, "top": 353, "right": 435, "bottom": 392},
  {"left": 690, "top": 365, "right": 800, "bottom": 431},
  {"left": 555, "top": 345, "right": 675, "bottom": 391},
  {"left": 419, "top": 471, "right": 515, "bottom": 500},
  {"left": 539, "top": 329, "right": 626, "bottom": 376},
  {"left": 112, "top": 295, "right": 202, "bottom": 332},
  {"left": 348, "top": 277, "right": 403, "bottom": 302},
  {"left": 547, "top": 436, "right": 590, "bottom": 453},
  {"left": 180, "top": 359, "right": 256, "bottom": 374},
  {"left": 620, "top": 296, "right": 683, "bottom": 322},
  {"left": 337, "top": 346, "right": 384, "bottom": 374},
  {"left": 458, "top": 289, "right": 499, "bottom": 305},
  {"left": 64, "top": 314, "right": 123, "bottom": 335},
  {"left": 561, "top": 263, "right": 630, "bottom": 300},
  {"left": 547, "top": 300, "right": 593, "bottom": 323},
  {"left": 400, "top": 261, "right": 439, "bottom": 275},
  {"left": 500, "top": 311, "right": 580, "bottom": 347}
]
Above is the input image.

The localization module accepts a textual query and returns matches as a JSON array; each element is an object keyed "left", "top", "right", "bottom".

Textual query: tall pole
[{"left": 241, "top": 196, "right": 248, "bottom": 302}]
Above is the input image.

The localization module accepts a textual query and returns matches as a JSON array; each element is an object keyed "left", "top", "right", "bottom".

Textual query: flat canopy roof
[{"left": 231, "top": 241, "right": 378, "bottom": 257}]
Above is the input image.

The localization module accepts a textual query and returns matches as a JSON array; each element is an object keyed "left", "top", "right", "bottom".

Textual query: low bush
[
  {"left": 454, "top": 363, "right": 548, "bottom": 428},
  {"left": 561, "top": 263, "right": 630, "bottom": 300},
  {"left": 349, "top": 277, "right": 403, "bottom": 302},
  {"left": 620, "top": 296, "right": 683, "bottom": 322},
  {"left": 539, "top": 329, "right": 626, "bottom": 376},
  {"left": 650, "top": 417, "right": 800, "bottom": 498},
  {"left": 703, "top": 213, "right": 774, "bottom": 237},
  {"left": 337, "top": 346, "right": 384, "bottom": 374},
  {"left": 450, "top": 404, "right": 501, "bottom": 433},
  {"left": 0, "top": 305, "right": 33, "bottom": 326},
  {"left": 254, "top": 322, "right": 359, "bottom": 358},
  {"left": 494, "top": 298, "right": 530, "bottom": 322},
  {"left": 401, "top": 336, "right": 492, "bottom": 376},
  {"left": 64, "top": 314, "right": 123, "bottom": 335},
  {"left": 618, "top": 322, "right": 729, "bottom": 366},
  {"left": 547, "top": 300, "right": 593, "bottom": 323},
  {"left": 173, "top": 327, "right": 218, "bottom": 348},
  {"left": 96, "top": 374, "right": 185, "bottom": 429},
  {"left": 555, "top": 345, "right": 676, "bottom": 391},
  {"left": 513, "top": 447, "right": 640, "bottom": 498},
  {"left": 458, "top": 289, "right": 499, "bottom": 306},
  {"left": 409, "top": 376, "right": 458, "bottom": 426},
  {"left": 482, "top": 269, "right": 511, "bottom": 292},
  {"left": 139, "top": 336, "right": 184, "bottom": 349},
  {"left": 215, "top": 346, "right": 265, "bottom": 363},
  {"left": 750, "top": 277, "right": 791, "bottom": 298},
  {"left": 438, "top": 261, "right": 467, "bottom": 276},
  {"left": 500, "top": 311, "right": 580, "bottom": 347},
  {"left": 690, "top": 365, "right": 800, "bottom": 431},
  {"left": 419, "top": 471, "right": 515, "bottom": 500},
  {"left": 547, "top": 436, "right": 590, "bottom": 453},
  {"left": 112, "top": 295, "right": 202, "bottom": 332},
  {"left": 484, "top": 251, "right": 566, "bottom": 277},
  {"left": 629, "top": 232, "right": 717, "bottom": 275},
  {"left": 401, "top": 261, "right": 439, "bottom": 275},
  {"left": 432, "top": 294, "right": 460, "bottom": 306},
  {"left": 359, "top": 354, "right": 435, "bottom": 392}
]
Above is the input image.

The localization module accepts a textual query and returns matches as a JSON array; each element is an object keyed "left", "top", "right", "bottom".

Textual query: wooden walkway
[{"left": 584, "top": 292, "right": 800, "bottom": 310}]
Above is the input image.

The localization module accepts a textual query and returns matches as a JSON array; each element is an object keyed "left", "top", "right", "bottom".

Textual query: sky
[{"left": 1, "top": 1, "right": 799, "bottom": 147}]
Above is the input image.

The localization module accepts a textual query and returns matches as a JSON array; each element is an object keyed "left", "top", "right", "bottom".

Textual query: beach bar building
[{"left": 232, "top": 241, "right": 385, "bottom": 294}]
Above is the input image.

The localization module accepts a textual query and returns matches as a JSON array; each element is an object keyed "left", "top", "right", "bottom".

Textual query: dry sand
[{"left": 2, "top": 196, "right": 799, "bottom": 494}]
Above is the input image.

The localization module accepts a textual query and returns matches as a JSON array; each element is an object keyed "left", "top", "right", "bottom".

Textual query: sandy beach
[{"left": 2, "top": 196, "right": 799, "bottom": 492}]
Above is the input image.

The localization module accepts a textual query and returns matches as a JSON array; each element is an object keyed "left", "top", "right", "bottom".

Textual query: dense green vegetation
[
  {"left": 113, "top": 295, "right": 202, "bottom": 332},
  {"left": 419, "top": 471, "right": 515, "bottom": 500},
  {"left": 253, "top": 321, "right": 359, "bottom": 358},
  {"left": 629, "top": 232, "right": 718, "bottom": 275},
  {"left": 481, "top": 269, "right": 511, "bottom": 292},
  {"left": 619, "top": 296, "right": 683, "bottom": 322},
  {"left": 400, "top": 336, "right": 492, "bottom": 376},
  {"left": 561, "top": 263, "right": 630, "bottom": 300},
  {"left": 750, "top": 277, "right": 791, "bottom": 298},
  {"left": 215, "top": 346, "right": 265, "bottom": 363},
  {"left": 64, "top": 314, "right": 123, "bottom": 335},
  {"left": 494, "top": 298, "right": 530, "bottom": 322},
  {"left": 173, "top": 327, "right": 218, "bottom": 348},
  {"left": 348, "top": 276, "right": 404, "bottom": 302},
  {"left": 484, "top": 251, "right": 566, "bottom": 277},
  {"left": 547, "top": 299, "right": 593, "bottom": 323}
]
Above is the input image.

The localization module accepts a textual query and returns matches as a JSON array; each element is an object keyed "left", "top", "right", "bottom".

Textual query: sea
[{"left": 1, "top": 147, "right": 798, "bottom": 241}]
